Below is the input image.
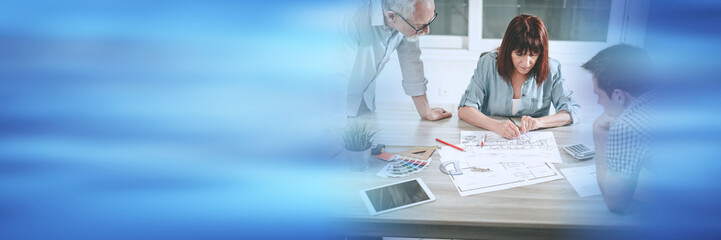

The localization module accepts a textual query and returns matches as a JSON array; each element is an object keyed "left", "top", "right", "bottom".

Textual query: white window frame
[{"left": 420, "top": 0, "right": 649, "bottom": 56}]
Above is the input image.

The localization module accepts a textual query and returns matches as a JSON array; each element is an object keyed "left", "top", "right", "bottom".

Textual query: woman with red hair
[{"left": 458, "top": 14, "right": 580, "bottom": 139}]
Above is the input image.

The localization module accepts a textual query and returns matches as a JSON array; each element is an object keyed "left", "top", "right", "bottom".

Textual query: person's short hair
[
  {"left": 497, "top": 14, "right": 550, "bottom": 85},
  {"left": 383, "top": 0, "right": 431, "bottom": 19},
  {"left": 582, "top": 44, "right": 652, "bottom": 97}
]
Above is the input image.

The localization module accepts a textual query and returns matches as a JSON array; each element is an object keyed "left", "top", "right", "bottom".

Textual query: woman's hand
[
  {"left": 494, "top": 120, "right": 521, "bottom": 139},
  {"left": 520, "top": 116, "right": 542, "bottom": 133}
]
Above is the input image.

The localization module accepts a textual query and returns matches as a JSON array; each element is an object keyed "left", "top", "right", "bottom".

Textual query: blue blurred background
[
  {"left": 635, "top": 0, "right": 721, "bottom": 239},
  {"left": 0, "top": 0, "right": 346, "bottom": 239},
  {"left": 0, "top": 0, "right": 720, "bottom": 239}
]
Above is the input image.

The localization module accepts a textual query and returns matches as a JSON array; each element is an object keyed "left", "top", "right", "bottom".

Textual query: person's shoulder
[
  {"left": 350, "top": 0, "right": 372, "bottom": 12},
  {"left": 608, "top": 116, "right": 636, "bottom": 146},
  {"left": 344, "top": 0, "right": 373, "bottom": 27},
  {"left": 548, "top": 56, "right": 561, "bottom": 72},
  {"left": 612, "top": 102, "right": 653, "bottom": 140},
  {"left": 481, "top": 50, "right": 499, "bottom": 60},
  {"left": 477, "top": 50, "right": 499, "bottom": 67},
  {"left": 610, "top": 114, "right": 632, "bottom": 131},
  {"left": 624, "top": 92, "right": 655, "bottom": 128},
  {"left": 357, "top": 1, "right": 374, "bottom": 21},
  {"left": 540, "top": 56, "right": 562, "bottom": 83}
]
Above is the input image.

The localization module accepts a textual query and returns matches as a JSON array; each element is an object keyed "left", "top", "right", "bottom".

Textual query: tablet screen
[{"left": 364, "top": 179, "right": 431, "bottom": 213}]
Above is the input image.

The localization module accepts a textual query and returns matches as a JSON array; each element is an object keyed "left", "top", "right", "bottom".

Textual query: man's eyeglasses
[{"left": 390, "top": 9, "right": 437, "bottom": 34}]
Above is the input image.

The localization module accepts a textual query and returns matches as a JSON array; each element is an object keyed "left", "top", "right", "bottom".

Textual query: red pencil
[{"left": 435, "top": 138, "right": 465, "bottom": 152}]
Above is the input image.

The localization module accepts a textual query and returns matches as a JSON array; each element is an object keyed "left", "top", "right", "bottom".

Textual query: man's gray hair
[{"left": 382, "top": 0, "right": 431, "bottom": 19}]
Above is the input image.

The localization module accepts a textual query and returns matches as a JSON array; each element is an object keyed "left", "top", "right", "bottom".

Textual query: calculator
[{"left": 563, "top": 144, "right": 595, "bottom": 160}]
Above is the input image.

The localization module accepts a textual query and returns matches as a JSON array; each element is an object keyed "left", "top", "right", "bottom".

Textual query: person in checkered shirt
[{"left": 582, "top": 44, "right": 655, "bottom": 213}]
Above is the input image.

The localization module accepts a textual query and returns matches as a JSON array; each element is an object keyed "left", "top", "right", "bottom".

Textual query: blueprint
[
  {"left": 439, "top": 146, "right": 563, "bottom": 196},
  {"left": 458, "top": 131, "right": 563, "bottom": 163}
]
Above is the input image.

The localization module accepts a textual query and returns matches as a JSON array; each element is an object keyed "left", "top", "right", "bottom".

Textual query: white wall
[{"left": 373, "top": 43, "right": 604, "bottom": 117}]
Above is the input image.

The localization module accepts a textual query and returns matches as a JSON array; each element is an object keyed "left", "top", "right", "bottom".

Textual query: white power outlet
[{"left": 439, "top": 87, "right": 450, "bottom": 97}]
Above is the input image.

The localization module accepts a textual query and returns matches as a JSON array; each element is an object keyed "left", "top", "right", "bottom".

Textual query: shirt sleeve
[
  {"left": 458, "top": 53, "right": 491, "bottom": 110},
  {"left": 396, "top": 38, "right": 427, "bottom": 96},
  {"left": 338, "top": 10, "right": 362, "bottom": 116},
  {"left": 338, "top": 2, "right": 374, "bottom": 117},
  {"left": 549, "top": 62, "right": 581, "bottom": 124},
  {"left": 606, "top": 119, "right": 648, "bottom": 178}
]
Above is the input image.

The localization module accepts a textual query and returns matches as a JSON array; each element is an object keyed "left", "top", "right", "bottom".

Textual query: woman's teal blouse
[{"left": 458, "top": 51, "right": 581, "bottom": 124}]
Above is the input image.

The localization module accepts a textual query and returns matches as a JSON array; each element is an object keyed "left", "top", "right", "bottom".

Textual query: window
[
  {"left": 420, "top": 0, "right": 641, "bottom": 54},
  {"left": 482, "top": 0, "right": 612, "bottom": 41},
  {"left": 429, "top": 0, "right": 469, "bottom": 36}
]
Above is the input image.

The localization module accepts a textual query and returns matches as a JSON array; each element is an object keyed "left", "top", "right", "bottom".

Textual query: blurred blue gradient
[
  {"left": 625, "top": 0, "right": 721, "bottom": 239},
  {"left": 0, "top": 0, "right": 347, "bottom": 239}
]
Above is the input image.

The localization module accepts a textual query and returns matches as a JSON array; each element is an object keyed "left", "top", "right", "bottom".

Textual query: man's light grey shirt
[{"left": 342, "top": 0, "right": 427, "bottom": 116}]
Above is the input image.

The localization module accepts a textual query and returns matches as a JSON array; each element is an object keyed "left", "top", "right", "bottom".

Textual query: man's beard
[{"left": 404, "top": 33, "right": 425, "bottom": 42}]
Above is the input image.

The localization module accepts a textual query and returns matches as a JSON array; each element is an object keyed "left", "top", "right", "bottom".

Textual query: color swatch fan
[{"left": 376, "top": 155, "right": 431, "bottom": 178}]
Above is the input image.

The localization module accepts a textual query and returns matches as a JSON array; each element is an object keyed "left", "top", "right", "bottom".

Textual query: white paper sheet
[
  {"left": 560, "top": 165, "right": 601, "bottom": 197},
  {"left": 459, "top": 131, "right": 563, "bottom": 164},
  {"left": 438, "top": 146, "right": 564, "bottom": 196}
]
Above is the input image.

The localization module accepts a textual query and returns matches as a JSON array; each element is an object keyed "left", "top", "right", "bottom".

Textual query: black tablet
[{"left": 360, "top": 178, "right": 436, "bottom": 215}]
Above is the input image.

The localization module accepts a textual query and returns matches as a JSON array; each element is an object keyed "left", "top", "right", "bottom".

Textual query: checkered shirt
[{"left": 607, "top": 92, "right": 655, "bottom": 178}]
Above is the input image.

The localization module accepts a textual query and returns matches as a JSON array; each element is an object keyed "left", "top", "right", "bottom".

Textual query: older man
[{"left": 341, "top": 0, "right": 450, "bottom": 120}]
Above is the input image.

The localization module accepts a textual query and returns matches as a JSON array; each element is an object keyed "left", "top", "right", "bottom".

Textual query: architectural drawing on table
[
  {"left": 443, "top": 158, "right": 563, "bottom": 196},
  {"left": 458, "top": 131, "right": 563, "bottom": 163},
  {"left": 461, "top": 132, "right": 484, "bottom": 146},
  {"left": 477, "top": 132, "right": 553, "bottom": 151}
]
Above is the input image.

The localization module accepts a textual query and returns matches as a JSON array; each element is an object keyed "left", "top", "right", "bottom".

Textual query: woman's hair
[{"left": 497, "top": 14, "right": 550, "bottom": 85}]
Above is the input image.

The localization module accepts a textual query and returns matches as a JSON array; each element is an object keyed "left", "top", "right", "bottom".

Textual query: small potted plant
[{"left": 342, "top": 120, "right": 377, "bottom": 171}]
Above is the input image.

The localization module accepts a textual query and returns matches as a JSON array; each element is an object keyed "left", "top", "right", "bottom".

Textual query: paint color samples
[{"left": 376, "top": 155, "right": 431, "bottom": 178}]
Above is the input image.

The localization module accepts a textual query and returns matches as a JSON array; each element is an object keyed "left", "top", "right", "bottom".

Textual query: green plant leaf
[{"left": 341, "top": 120, "right": 377, "bottom": 151}]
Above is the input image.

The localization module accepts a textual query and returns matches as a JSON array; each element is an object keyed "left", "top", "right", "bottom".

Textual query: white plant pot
[{"left": 345, "top": 148, "right": 371, "bottom": 171}]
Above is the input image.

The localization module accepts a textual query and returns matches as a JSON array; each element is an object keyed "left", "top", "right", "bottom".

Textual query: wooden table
[{"left": 332, "top": 109, "right": 638, "bottom": 239}]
